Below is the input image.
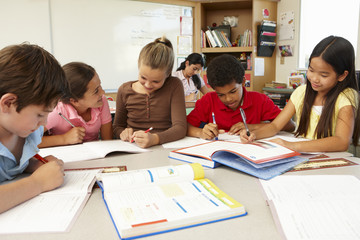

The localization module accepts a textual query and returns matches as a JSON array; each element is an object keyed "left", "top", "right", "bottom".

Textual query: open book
[
  {"left": 39, "top": 140, "right": 149, "bottom": 163},
  {"left": 260, "top": 175, "right": 360, "bottom": 239},
  {"left": 169, "top": 140, "right": 306, "bottom": 180},
  {"left": 0, "top": 170, "right": 100, "bottom": 234},
  {"left": 97, "top": 163, "right": 247, "bottom": 239}
]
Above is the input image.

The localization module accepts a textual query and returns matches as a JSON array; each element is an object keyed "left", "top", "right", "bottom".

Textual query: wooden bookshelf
[
  {"left": 193, "top": 0, "right": 278, "bottom": 93},
  {"left": 201, "top": 46, "right": 252, "bottom": 53}
]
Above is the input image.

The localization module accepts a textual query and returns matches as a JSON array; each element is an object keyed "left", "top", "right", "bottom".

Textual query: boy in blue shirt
[{"left": 0, "top": 44, "right": 69, "bottom": 213}]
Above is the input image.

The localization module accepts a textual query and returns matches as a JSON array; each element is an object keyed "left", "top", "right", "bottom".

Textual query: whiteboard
[
  {"left": 0, "top": 0, "right": 52, "bottom": 51},
  {"left": 50, "top": 0, "right": 193, "bottom": 90}
]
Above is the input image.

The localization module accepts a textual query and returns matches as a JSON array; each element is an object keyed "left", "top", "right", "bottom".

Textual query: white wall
[
  {"left": 275, "top": 0, "right": 360, "bottom": 84},
  {"left": 0, "top": 0, "right": 192, "bottom": 91}
]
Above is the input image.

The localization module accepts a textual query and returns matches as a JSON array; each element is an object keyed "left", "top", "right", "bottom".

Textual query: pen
[
  {"left": 34, "top": 153, "right": 48, "bottom": 164},
  {"left": 240, "top": 108, "right": 250, "bottom": 136},
  {"left": 131, "top": 127, "right": 153, "bottom": 143},
  {"left": 212, "top": 112, "right": 218, "bottom": 140},
  {"left": 58, "top": 112, "right": 75, "bottom": 128}
]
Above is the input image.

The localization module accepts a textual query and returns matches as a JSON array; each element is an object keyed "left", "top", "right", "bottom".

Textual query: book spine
[
  {"left": 211, "top": 30, "right": 222, "bottom": 47},
  {"left": 216, "top": 30, "right": 229, "bottom": 47},
  {"left": 205, "top": 30, "right": 218, "bottom": 47},
  {"left": 220, "top": 31, "right": 232, "bottom": 47}
]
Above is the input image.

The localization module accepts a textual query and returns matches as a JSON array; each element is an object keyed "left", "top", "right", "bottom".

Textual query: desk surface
[{"left": 3, "top": 146, "right": 360, "bottom": 240}]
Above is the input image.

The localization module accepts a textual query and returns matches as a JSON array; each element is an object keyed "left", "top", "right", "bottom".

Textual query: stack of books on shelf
[
  {"left": 257, "top": 20, "right": 276, "bottom": 57},
  {"left": 200, "top": 30, "right": 207, "bottom": 48},
  {"left": 264, "top": 82, "right": 287, "bottom": 88},
  {"left": 266, "top": 93, "right": 287, "bottom": 109},
  {"left": 203, "top": 27, "right": 232, "bottom": 48},
  {"left": 237, "top": 29, "right": 252, "bottom": 47}
]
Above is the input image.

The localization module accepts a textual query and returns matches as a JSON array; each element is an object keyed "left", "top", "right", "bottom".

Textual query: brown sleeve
[
  {"left": 156, "top": 77, "right": 187, "bottom": 144},
  {"left": 112, "top": 83, "right": 129, "bottom": 138}
]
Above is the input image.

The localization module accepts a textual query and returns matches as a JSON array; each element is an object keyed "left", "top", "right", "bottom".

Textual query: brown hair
[
  {"left": 0, "top": 43, "right": 68, "bottom": 112},
  {"left": 61, "top": 62, "right": 96, "bottom": 104},
  {"left": 138, "top": 36, "right": 174, "bottom": 76}
]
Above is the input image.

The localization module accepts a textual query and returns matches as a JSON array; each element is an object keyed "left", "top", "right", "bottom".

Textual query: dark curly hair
[{"left": 207, "top": 54, "right": 244, "bottom": 89}]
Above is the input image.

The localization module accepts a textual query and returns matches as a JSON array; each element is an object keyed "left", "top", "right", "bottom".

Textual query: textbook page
[
  {"left": 260, "top": 175, "right": 360, "bottom": 240},
  {"left": 39, "top": 139, "right": 149, "bottom": 163},
  {"left": 98, "top": 164, "right": 204, "bottom": 191},
  {"left": 162, "top": 137, "right": 208, "bottom": 148},
  {"left": 99, "top": 164, "right": 246, "bottom": 239},
  {"left": 173, "top": 140, "right": 299, "bottom": 164},
  {"left": 0, "top": 170, "right": 100, "bottom": 234},
  {"left": 162, "top": 134, "right": 240, "bottom": 149}
]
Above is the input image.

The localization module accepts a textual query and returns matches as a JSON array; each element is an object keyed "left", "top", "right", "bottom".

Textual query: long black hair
[
  {"left": 295, "top": 36, "right": 360, "bottom": 146},
  {"left": 177, "top": 53, "right": 204, "bottom": 89}
]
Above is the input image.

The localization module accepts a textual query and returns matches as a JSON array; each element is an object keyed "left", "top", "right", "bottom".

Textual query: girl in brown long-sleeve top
[{"left": 113, "top": 37, "right": 187, "bottom": 148}]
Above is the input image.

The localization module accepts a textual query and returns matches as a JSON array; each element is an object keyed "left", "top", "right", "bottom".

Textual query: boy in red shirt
[{"left": 187, "top": 54, "right": 295, "bottom": 140}]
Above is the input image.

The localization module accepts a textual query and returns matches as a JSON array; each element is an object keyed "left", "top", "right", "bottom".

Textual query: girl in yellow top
[{"left": 241, "top": 36, "right": 360, "bottom": 152}]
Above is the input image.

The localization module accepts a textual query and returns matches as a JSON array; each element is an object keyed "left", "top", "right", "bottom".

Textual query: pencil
[
  {"left": 58, "top": 112, "right": 75, "bottom": 127},
  {"left": 34, "top": 153, "right": 48, "bottom": 164}
]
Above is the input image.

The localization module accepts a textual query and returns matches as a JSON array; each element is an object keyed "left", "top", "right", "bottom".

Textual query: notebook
[
  {"left": 260, "top": 175, "right": 360, "bottom": 239},
  {"left": 0, "top": 170, "right": 100, "bottom": 234},
  {"left": 39, "top": 139, "right": 149, "bottom": 163}
]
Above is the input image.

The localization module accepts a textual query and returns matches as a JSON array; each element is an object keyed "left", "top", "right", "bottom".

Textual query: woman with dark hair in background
[{"left": 173, "top": 53, "right": 210, "bottom": 101}]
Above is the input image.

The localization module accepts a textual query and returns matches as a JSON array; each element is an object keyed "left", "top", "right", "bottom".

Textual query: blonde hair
[{"left": 138, "top": 37, "right": 174, "bottom": 76}]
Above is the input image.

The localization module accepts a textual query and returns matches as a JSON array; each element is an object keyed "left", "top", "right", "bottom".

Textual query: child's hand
[
  {"left": 200, "top": 123, "right": 223, "bottom": 140},
  {"left": 132, "top": 131, "right": 159, "bottom": 148},
  {"left": 64, "top": 127, "right": 85, "bottom": 144},
  {"left": 240, "top": 129, "right": 256, "bottom": 143},
  {"left": 26, "top": 155, "right": 60, "bottom": 173},
  {"left": 30, "top": 157, "right": 64, "bottom": 193},
  {"left": 268, "top": 138, "right": 295, "bottom": 150},
  {"left": 120, "top": 128, "right": 134, "bottom": 142},
  {"left": 228, "top": 122, "right": 246, "bottom": 135}
]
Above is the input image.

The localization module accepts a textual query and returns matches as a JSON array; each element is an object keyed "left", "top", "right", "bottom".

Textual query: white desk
[{"left": 3, "top": 146, "right": 360, "bottom": 240}]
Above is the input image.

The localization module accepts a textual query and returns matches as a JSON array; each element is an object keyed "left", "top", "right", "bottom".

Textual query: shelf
[
  {"left": 202, "top": 1, "right": 252, "bottom": 11},
  {"left": 201, "top": 47, "right": 252, "bottom": 53},
  {"left": 195, "top": 0, "right": 277, "bottom": 93},
  {"left": 262, "top": 87, "right": 294, "bottom": 95}
]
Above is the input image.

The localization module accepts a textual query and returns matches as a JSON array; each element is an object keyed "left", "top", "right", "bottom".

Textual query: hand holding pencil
[
  {"left": 130, "top": 127, "right": 153, "bottom": 143},
  {"left": 58, "top": 112, "right": 86, "bottom": 144},
  {"left": 30, "top": 156, "right": 65, "bottom": 192},
  {"left": 129, "top": 127, "right": 157, "bottom": 148}
]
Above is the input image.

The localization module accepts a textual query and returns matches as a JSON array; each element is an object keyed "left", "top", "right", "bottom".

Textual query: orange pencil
[{"left": 34, "top": 153, "right": 48, "bottom": 164}]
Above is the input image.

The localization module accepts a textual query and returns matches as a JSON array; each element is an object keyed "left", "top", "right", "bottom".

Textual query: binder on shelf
[
  {"left": 257, "top": 20, "right": 276, "bottom": 57},
  {"left": 259, "top": 32, "right": 276, "bottom": 42},
  {"left": 260, "top": 20, "right": 276, "bottom": 32}
]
